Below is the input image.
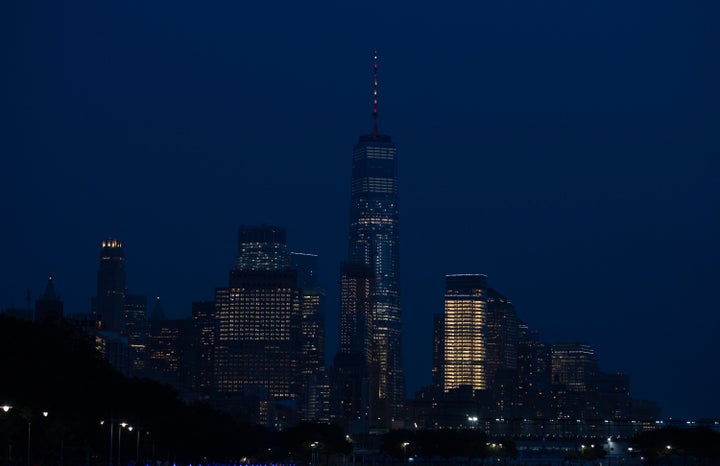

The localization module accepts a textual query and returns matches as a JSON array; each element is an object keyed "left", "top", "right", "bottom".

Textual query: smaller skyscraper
[
  {"left": 551, "top": 342, "right": 598, "bottom": 391},
  {"left": 92, "top": 238, "right": 126, "bottom": 332},
  {"left": 331, "top": 263, "right": 375, "bottom": 431},
  {"left": 124, "top": 294, "right": 148, "bottom": 376},
  {"left": 442, "top": 274, "right": 488, "bottom": 393},
  {"left": 190, "top": 300, "right": 216, "bottom": 400},
  {"left": 291, "top": 252, "right": 329, "bottom": 421},
  {"left": 551, "top": 342, "right": 598, "bottom": 420},
  {"left": 516, "top": 325, "right": 552, "bottom": 418}
]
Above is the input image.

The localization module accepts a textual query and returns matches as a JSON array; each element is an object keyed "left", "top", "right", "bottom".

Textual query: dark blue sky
[{"left": 3, "top": 1, "right": 719, "bottom": 419}]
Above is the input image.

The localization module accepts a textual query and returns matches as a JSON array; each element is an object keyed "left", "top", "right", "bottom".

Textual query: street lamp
[
  {"left": 118, "top": 423, "right": 128, "bottom": 466},
  {"left": 310, "top": 441, "right": 319, "bottom": 465},
  {"left": 1, "top": 405, "right": 12, "bottom": 462},
  {"left": 402, "top": 442, "right": 410, "bottom": 463},
  {"left": 27, "top": 410, "right": 49, "bottom": 466}
]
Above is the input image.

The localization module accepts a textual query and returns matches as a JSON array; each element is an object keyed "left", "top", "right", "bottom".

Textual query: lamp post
[
  {"left": 118, "top": 423, "right": 127, "bottom": 466},
  {"left": 402, "top": 442, "right": 410, "bottom": 463},
  {"left": 133, "top": 427, "right": 140, "bottom": 465},
  {"left": 26, "top": 410, "right": 48, "bottom": 466},
  {"left": 100, "top": 420, "right": 113, "bottom": 466},
  {"left": 310, "top": 441, "right": 319, "bottom": 465},
  {"left": 1, "top": 405, "right": 11, "bottom": 463}
]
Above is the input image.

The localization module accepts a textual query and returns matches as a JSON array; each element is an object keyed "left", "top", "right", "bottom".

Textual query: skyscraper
[
  {"left": 124, "top": 294, "right": 148, "bottom": 375},
  {"left": 291, "top": 252, "right": 329, "bottom": 421},
  {"left": 331, "top": 263, "right": 374, "bottom": 431},
  {"left": 484, "top": 288, "right": 519, "bottom": 388},
  {"left": 442, "top": 274, "right": 488, "bottom": 393},
  {"left": 214, "top": 226, "right": 302, "bottom": 410},
  {"left": 346, "top": 52, "right": 404, "bottom": 425},
  {"left": 92, "top": 238, "right": 126, "bottom": 332}
]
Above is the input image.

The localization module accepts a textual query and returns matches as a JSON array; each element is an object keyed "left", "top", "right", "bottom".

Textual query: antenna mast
[{"left": 372, "top": 50, "right": 379, "bottom": 139}]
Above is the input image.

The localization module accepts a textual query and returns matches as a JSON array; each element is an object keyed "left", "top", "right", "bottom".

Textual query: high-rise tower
[
  {"left": 214, "top": 225, "right": 302, "bottom": 416},
  {"left": 442, "top": 274, "right": 488, "bottom": 392},
  {"left": 346, "top": 52, "right": 404, "bottom": 425},
  {"left": 92, "top": 238, "right": 126, "bottom": 332}
]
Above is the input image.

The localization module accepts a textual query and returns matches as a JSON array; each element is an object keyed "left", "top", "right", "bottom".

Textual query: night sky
[{"left": 3, "top": 1, "right": 719, "bottom": 420}]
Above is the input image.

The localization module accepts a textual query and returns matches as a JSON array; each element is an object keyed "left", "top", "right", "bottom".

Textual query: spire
[
  {"left": 42, "top": 275, "right": 58, "bottom": 301},
  {"left": 372, "top": 50, "right": 379, "bottom": 139},
  {"left": 151, "top": 296, "right": 166, "bottom": 321}
]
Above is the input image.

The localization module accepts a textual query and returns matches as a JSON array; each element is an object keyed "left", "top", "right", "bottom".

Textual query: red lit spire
[{"left": 372, "top": 50, "right": 379, "bottom": 139}]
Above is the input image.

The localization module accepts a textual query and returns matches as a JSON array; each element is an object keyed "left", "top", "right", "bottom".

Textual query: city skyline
[{"left": 4, "top": 0, "right": 719, "bottom": 421}]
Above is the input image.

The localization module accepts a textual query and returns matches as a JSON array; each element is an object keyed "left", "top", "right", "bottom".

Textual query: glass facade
[
  {"left": 214, "top": 226, "right": 303, "bottom": 403},
  {"left": 347, "top": 134, "right": 405, "bottom": 421},
  {"left": 443, "top": 274, "right": 488, "bottom": 392}
]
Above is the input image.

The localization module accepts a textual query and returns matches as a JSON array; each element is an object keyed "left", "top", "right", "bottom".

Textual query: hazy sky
[{"left": 3, "top": 0, "right": 719, "bottom": 419}]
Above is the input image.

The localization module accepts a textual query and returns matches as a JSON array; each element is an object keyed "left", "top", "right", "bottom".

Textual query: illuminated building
[
  {"left": 235, "top": 225, "right": 289, "bottom": 271},
  {"left": 345, "top": 52, "right": 404, "bottom": 425},
  {"left": 214, "top": 226, "right": 303, "bottom": 409},
  {"left": 442, "top": 274, "right": 487, "bottom": 392}
]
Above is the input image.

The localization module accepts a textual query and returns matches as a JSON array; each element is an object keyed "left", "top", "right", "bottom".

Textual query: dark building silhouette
[
  {"left": 147, "top": 315, "right": 192, "bottom": 397},
  {"left": 551, "top": 342, "right": 599, "bottom": 420},
  {"left": 484, "top": 288, "right": 519, "bottom": 386},
  {"left": 124, "top": 294, "right": 147, "bottom": 375},
  {"left": 190, "top": 300, "right": 215, "bottom": 400},
  {"left": 291, "top": 252, "right": 329, "bottom": 421},
  {"left": 35, "top": 276, "right": 64, "bottom": 323},
  {"left": 92, "top": 238, "right": 126, "bottom": 332},
  {"left": 345, "top": 53, "right": 404, "bottom": 426},
  {"left": 431, "top": 313, "right": 444, "bottom": 391},
  {"left": 516, "top": 325, "right": 552, "bottom": 418},
  {"left": 331, "top": 263, "right": 374, "bottom": 432}
]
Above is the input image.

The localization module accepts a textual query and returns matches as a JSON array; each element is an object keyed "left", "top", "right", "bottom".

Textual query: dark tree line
[
  {"left": 0, "top": 315, "right": 351, "bottom": 465},
  {"left": 630, "top": 427, "right": 720, "bottom": 464}
]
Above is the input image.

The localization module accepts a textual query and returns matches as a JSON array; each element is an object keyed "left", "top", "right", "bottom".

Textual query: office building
[
  {"left": 442, "top": 274, "right": 488, "bottom": 392},
  {"left": 214, "top": 226, "right": 303, "bottom": 412}
]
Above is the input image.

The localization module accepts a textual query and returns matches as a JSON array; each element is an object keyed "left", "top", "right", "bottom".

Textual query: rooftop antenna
[{"left": 372, "top": 50, "right": 379, "bottom": 139}]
